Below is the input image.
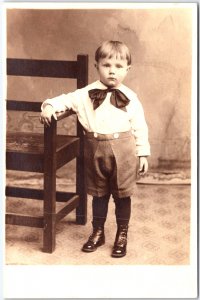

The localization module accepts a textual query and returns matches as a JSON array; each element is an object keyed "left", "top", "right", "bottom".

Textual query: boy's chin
[
  {"left": 105, "top": 82, "right": 119, "bottom": 88},
  {"left": 100, "top": 79, "right": 120, "bottom": 88}
]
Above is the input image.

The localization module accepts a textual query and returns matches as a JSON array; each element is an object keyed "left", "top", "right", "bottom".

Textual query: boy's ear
[
  {"left": 94, "top": 62, "right": 98, "bottom": 70},
  {"left": 127, "top": 65, "right": 131, "bottom": 72}
]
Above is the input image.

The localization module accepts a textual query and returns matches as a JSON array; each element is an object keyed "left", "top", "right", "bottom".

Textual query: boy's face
[{"left": 95, "top": 56, "right": 130, "bottom": 88}]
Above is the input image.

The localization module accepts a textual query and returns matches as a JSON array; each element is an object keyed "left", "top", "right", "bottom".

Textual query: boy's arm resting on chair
[
  {"left": 40, "top": 103, "right": 57, "bottom": 126},
  {"left": 40, "top": 91, "right": 79, "bottom": 126}
]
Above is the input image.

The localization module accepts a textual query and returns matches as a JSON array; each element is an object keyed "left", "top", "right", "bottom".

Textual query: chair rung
[
  {"left": 6, "top": 186, "right": 76, "bottom": 202},
  {"left": 56, "top": 195, "right": 79, "bottom": 223},
  {"left": 6, "top": 213, "right": 44, "bottom": 228},
  {"left": 56, "top": 138, "right": 80, "bottom": 169}
]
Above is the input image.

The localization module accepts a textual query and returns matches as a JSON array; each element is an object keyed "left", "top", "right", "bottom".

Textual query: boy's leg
[
  {"left": 114, "top": 197, "right": 131, "bottom": 226},
  {"left": 82, "top": 194, "right": 110, "bottom": 252},
  {"left": 92, "top": 194, "right": 110, "bottom": 227},
  {"left": 112, "top": 197, "right": 131, "bottom": 258}
]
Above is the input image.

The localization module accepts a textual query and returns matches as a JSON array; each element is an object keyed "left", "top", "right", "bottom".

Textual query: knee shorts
[{"left": 84, "top": 131, "right": 137, "bottom": 198}]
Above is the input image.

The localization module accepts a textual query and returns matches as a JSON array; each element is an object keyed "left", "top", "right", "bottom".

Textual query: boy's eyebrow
[{"left": 102, "top": 62, "right": 111, "bottom": 65}]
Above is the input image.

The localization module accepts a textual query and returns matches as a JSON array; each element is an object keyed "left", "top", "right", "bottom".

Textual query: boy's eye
[
  {"left": 103, "top": 64, "right": 110, "bottom": 67},
  {"left": 116, "top": 64, "right": 123, "bottom": 68}
]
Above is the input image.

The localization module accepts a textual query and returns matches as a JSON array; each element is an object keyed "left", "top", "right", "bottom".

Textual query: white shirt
[{"left": 41, "top": 80, "right": 150, "bottom": 156}]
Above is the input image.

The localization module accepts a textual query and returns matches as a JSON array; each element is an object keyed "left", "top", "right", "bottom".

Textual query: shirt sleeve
[
  {"left": 41, "top": 89, "right": 81, "bottom": 113},
  {"left": 129, "top": 97, "right": 151, "bottom": 157}
]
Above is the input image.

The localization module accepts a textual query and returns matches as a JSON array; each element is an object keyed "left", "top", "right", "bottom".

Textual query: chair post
[
  {"left": 43, "top": 118, "right": 57, "bottom": 253},
  {"left": 76, "top": 121, "right": 87, "bottom": 225},
  {"left": 76, "top": 55, "right": 88, "bottom": 225}
]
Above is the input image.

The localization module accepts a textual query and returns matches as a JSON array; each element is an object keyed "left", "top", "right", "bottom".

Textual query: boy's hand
[
  {"left": 40, "top": 104, "right": 57, "bottom": 127},
  {"left": 138, "top": 156, "right": 148, "bottom": 175}
]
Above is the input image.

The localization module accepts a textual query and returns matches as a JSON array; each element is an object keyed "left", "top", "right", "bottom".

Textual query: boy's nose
[{"left": 109, "top": 68, "right": 115, "bottom": 74}]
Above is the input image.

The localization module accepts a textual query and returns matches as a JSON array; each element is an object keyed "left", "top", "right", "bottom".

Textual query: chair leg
[
  {"left": 76, "top": 194, "right": 87, "bottom": 225},
  {"left": 76, "top": 156, "right": 87, "bottom": 225},
  {"left": 76, "top": 131, "right": 87, "bottom": 225},
  {"left": 43, "top": 120, "right": 57, "bottom": 253},
  {"left": 43, "top": 172, "right": 56, "bottom": 253},
  {"left": 43, "top": 211, "right": 56, "bottom": 253}
]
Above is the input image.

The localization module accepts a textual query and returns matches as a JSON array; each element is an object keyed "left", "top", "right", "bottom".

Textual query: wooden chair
[{"left": 6, "top": 55, "right": 88, "bottom": 253}]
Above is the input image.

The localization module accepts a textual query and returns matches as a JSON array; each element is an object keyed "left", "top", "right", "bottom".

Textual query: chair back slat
[
  {"left": 7, "top": 58, "right": 79, "bottom": 78},
  {"left": 7, "top": 100, "right": 42, "bottom": 112}
]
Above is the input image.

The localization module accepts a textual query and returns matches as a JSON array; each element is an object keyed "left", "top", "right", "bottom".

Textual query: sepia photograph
[{"left": 3, "top": 2, "right": 197, "bottom": 298}]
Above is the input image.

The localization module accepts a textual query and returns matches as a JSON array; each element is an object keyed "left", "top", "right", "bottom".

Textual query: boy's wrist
[
  {"left": 43, "top": 104, "right": 55, "bottom": 114},
  {"left": 43, "top": 103, "right": 53, "bottom": 109}
]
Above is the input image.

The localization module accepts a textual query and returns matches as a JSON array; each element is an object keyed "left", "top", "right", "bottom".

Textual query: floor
[{"left": 5, "top": 171, "right": 191, "bottom": 265}]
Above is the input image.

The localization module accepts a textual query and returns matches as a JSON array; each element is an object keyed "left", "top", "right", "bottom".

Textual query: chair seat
[
  {"left": 6, "top": 132, "right": 80, "bottom": 172},
  {"left": 7, "top": 131, "right": 79, "bottom": 153}
]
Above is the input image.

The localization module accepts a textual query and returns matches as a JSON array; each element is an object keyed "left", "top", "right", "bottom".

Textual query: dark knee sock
[
  {"left": 114, "top": 197, "right": 131, "bottom": 226},
  {"left": 92, "top": 194, "right": 110, "bottom": 227}
]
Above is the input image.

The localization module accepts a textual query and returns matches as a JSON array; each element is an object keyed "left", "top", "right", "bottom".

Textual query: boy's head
[
  {"left": 95, "top": 41, "right": 131, "bottom": 66},
  {"left": 95, "top": 41, "right": 131, "bottom": 88}
]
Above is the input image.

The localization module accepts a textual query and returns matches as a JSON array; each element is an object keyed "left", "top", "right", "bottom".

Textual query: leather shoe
[
  {"left": 82, "top": 226, "right": 105, "bottom": 252},
  {"left": 112, "top": 225, "right": 128, "bottom": 258}
]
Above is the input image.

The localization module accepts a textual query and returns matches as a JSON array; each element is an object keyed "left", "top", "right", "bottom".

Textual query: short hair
[{"left": 95, "top": 41, "right": 131, "bottom": 65}]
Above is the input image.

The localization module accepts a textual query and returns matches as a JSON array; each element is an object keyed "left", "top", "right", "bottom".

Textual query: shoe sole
[
  {"left": 81, "top": 241, "right": 105, "bottom": 253},
  {"left": 111, "top": 252, "right": 126, "bottom": 258},
  {"left": 82, "top": 247, "right": 97, "bottom": 253}
]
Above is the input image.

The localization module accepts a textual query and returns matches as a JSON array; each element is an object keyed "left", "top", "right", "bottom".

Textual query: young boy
[{"left": 40, "top": 41, "right": 150, "bottom": 258}]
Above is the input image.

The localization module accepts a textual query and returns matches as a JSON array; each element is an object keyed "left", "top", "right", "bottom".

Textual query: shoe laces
[
  {"left": 88, "top": 228, "right": 104, "bottom": 242},
  {"left": 116, "top": 231, "right": 127, "bottom": 247}
]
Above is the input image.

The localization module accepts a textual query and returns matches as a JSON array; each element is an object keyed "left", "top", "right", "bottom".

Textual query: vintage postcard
[{"left": 2, "top": 2, "right": 198, "bottom": 298}]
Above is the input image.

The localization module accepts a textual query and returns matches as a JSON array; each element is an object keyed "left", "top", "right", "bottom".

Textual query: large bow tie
[{"left": 88, "top": 88, "right": 130, "bottom": 111}]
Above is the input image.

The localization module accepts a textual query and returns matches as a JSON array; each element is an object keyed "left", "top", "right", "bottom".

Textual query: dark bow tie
[{"left": 88, "top": 88, "right": 130, "bottom": 111}]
